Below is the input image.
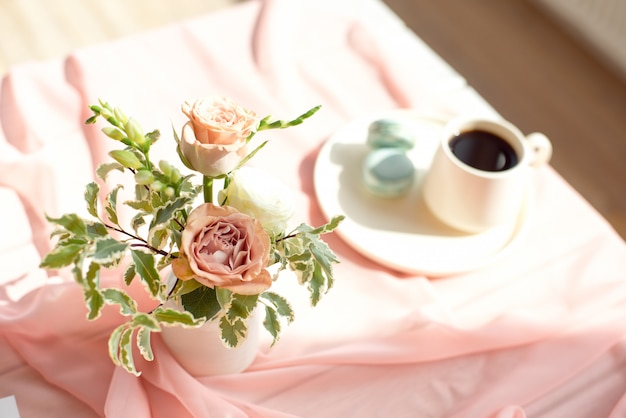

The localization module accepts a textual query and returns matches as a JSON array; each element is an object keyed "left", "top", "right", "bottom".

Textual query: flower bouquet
[{"left": 39, "top": 96, "right": 343, "bottom": 376}]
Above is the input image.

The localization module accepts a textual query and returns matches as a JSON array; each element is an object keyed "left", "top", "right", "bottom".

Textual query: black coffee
[{"left": 449, "top": 130, "right": 518, "bottom": 172}]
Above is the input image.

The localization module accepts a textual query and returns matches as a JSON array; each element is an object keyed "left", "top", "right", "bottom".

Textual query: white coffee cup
[{"left": 422, "top": 116, "right": 552, "bottom": 233}]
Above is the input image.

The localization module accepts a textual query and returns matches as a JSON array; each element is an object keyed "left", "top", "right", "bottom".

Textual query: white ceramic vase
[{"left": 160, "top": 301, "right": 262, "bottom": 376}]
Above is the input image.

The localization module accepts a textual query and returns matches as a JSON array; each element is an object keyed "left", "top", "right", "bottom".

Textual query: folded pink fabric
[{"left": 1, "top": 0, "right": 626, "bottom": 417}]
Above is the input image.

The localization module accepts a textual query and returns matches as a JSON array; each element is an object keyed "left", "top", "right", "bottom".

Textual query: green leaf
[
  {"left": 151, "top": 191, "right": 166, "bottom": 209},
  {"left": 49, "top": 228, "right": 71, "bottom": 240},
  {"left": 136, "top": 326, "right": 154, "bottom": 361},
  {"left": 263, "top": 306, "right": 281, "bottom": 344},
  {"left": 39, "top": 243, "right": 84, "bottom": 269},
  {"left": 170, "top": 277, "right": 203, "bottom": 298},
  {"left": 309, "top": 241, "right": 336, "bottom": 283},
  {"left": 148, "top": 227, "right": 169, "bottom": 251},
  {"left": 104, "top": 185, "right": 122, "bottom": 225},
  {"left": 119, "top": 326, "right": 139, "bottom": 376},
  {"left": 85, "top": 221, "right": 108, "bottom": 238},
  {"left": 308, "top": 263, "right": 325, "bottom": 306},
  {"left": 149, "top": 196, "right": 190, "bottom": 230},
  {"left": 85, "top": 261, "right": 100, "bottom": 289},
  {"left": 83, "top": 262, "right": 104, "bottom": 319},
  {"left": 130, "top": 213, "right": 146, "bottom": 234},
  {"left": 228, "top": 294, "right": 259, "bottom": 321},
  {"left": 45, "top": 213, "right": 87, "bottom": 237},
  {"left": 84, "top": 288, "right": 105, "bottom": 320},
  {"left": 257, "top": 105, "right": 321, "bottom": 132},
  {"left": 130, "top": 250, "right": 163, "bottom": 298},
  {"left": 216, "top": 287, "right": 233, "bottom": 310},
  {"left": 131, "top": 312, "right": 161, "bottom": 330},
  {"left": 153, "top": 306, "right": 203, "bottom": 327},
  {"left": 125, "top": 199, "right": 153, "bottom": 212},
  {"left": 84, "top": 182, "right": 99, "bottom": 217},
  {"left": 181, "top": 285, "right": 221, "bottom": 320},
  {"left": 135, "top": 184, "right": 150, "bottom": 201},
  {"left": 102, "top": 288, "right": 137, "bottom": 316},
  {"left": 145, "top": 129, "right": 160, "bottom": 145},
  {"left": 108, "top": 324, "right": 126, "bottom": 366},
  {"left": 169, "top": 226, "right": 182, "bottom": 250},
  {"left": 219, "top": 316, "right": 247, "bottom": 348},
  {"left": 261, "top": 292, "right": 294, "bottom": 323},
  {"left": 92, "top": 237, "right": 129, "bottom": 267},
  {"left": 304, "top": 215, "right": 345, "bottom": 235},
  {"left": 72, "top": 265, "right": 85, "bottom": 286},
  {"left": 96, "top": 162, "right": 124, "bottom": 181},
  {"left": 123, "top": 264, "right": 136, "bottom": 286},
  {"left": 279, "top": 217, "right": 342, "bottom": 307}
]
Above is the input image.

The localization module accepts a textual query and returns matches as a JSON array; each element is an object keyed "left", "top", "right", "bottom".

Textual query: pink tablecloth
[{"left": 2, "top": 0, "right": 626, "bottom": 417}]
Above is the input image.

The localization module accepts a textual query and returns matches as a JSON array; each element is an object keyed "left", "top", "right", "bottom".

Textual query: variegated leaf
[
  {"left": 92, "top": 236, "right": 128, "bottom": 267},
  {"left": 102, "top": 288, "right": 137, "bottom": 316}
]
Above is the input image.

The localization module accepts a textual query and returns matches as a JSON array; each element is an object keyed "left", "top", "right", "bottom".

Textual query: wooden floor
[{"left": 383, "top": 0, "right": 626, "bottom": 240}]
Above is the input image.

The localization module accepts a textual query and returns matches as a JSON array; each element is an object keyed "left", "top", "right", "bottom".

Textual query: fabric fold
[{"left": 1, "top": 0, "right": 626, "bottom": 417}]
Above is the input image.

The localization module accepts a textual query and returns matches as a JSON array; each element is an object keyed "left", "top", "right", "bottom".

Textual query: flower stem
[
  {"left": 203, "top": 176, "right": 213, "bottom": 203},
  {"left": 103, "top": 223, "right": 172, "bottom": 257}
]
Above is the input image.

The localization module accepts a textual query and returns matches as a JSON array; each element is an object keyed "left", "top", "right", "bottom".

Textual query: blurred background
[
  {"left": 1, "top": 0, "right": 624, "bottom": 239},
  {"left": 382, "top": 0, "right": 626, "bottom": 240}
]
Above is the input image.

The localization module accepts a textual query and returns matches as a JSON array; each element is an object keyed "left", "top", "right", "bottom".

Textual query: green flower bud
[
  {"left": 109, "top": 150, "right": 144, "bottom": 170},
  {"left": 151, "top": 180, "right": 164, "bottom": 192},
  {"left": 99, "top": 106, "right": 112, "bottom": 118},
  {"left": 159, "top": 160, "right": 182, "bottom": 183},
  {"left": 100, "top": 107, "right": 115, "bottom": 125},
  {"left": 159, "top": 160, "right": 172, "bottom": 177},
  {"left": 113, "top": 107, "right": 128, "bottom": 125},
  {"left": 102, "top": 127, "right": 126, "bottom": 141},
  {"left": 126, "top": 118, "right": 146, "bottom": 147},
  {"left": 164, "top": 186, "right": 175, "bottom": 198},
  {"left": 170, "top": 167, "right": 181, "bottom": 183},
  {"left": 135, "top": 169, "right": 154, "bottom": 185}
]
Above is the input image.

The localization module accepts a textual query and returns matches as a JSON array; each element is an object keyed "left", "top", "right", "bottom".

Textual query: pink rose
[
  {"left": 171, "top": 203, "right": 272, "bottom": 295},
  {"left": 179, "top": 97, "right": 259, "bottom": 177}
]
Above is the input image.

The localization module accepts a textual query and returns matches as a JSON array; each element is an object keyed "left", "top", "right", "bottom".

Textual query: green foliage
[
  {"left": 256, "top": 105, "right": 321, "bottom": 132},
  {"left": 93, "top": 237, "right": 128, "bottom": 267},
  {"left": 180, "top": 285, "right": 221, "bottom": 320},
  {"left": 84, "top": 182, "right": 99, "bottom": 217},
  {"left": 40, "top": 100, "right": 343, "bottom": 376},
  {"left": 260, "top": 292, "right": 294, "bottom": 345},
  {"left": 108, "top": 312, "right": 164, "bottom": 376},
  {"left": 153, "top": 306, "right": 203, "bottom": 327},
  {"left": 208, "top": 292, "right": 258, "bottom": 347},
  {"left": 39, "top": 241, "right": 84, "bottom": 269},
  {"left": 130, "top": 250, "right": 164, "bottom": 299},
  {"left": 275, "top": 215, "right": 344, "bottom": 306},
  {"left": 96, "top": 162, "right": 124, "bottom": 181}
]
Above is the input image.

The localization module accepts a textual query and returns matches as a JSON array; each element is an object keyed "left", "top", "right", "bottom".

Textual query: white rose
[{"left": 219, "top": 166, "right": 296, "bottom": 235}]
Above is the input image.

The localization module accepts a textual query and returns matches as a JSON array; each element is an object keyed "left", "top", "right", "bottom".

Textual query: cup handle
[{"left": 525, "top": 132, "right": 552, "bottom": 167}]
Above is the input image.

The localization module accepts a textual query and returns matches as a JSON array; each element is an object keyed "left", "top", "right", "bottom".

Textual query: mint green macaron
[
  {"left": 361, "top": 148, "right": 415, "bottom": 198},
  {"left": 367, "top": 118, "right": 417, "bottom": 150}
]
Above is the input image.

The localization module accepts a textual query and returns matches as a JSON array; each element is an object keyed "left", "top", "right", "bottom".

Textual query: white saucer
[{"left": 313, "top": 110, "right": 531, "bottom": 277}]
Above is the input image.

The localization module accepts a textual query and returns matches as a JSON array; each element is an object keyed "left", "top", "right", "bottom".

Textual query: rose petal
[{"left": 177, "top": 203, "right": 272, "bottom": 295}]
